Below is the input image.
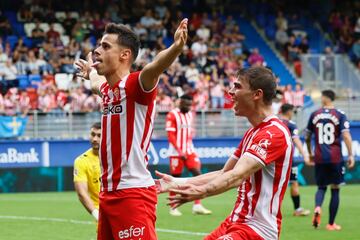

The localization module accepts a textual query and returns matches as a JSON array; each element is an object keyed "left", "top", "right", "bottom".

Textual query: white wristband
[
  {"left": 173, "top": 177, "right": 188, "bottom": 185},
  {"left": 91, "top": 209, "right": 99, "bottom": 221}
]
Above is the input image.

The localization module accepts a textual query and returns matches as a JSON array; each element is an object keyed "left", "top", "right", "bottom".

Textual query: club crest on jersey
[
  {"left": 102, "top": 104, "right": 123, "bottom": 115},
  {"left": 259, "top": 138, "right": 271, "bottom": 149},
  {"left": 113, "top": 87, "right": 120, "bottom": 101}
]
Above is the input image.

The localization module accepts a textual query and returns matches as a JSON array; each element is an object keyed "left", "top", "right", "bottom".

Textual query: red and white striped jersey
[
  {"left": 293, "top": 90, "right": 305, "bottom": 107},
  {"left": 230, "top": 116, "right": 293, "bottom": 240},
  {"left": 98, "top": 71, "right": 157, "bottom": 192},
  {"left": 165, "top": 109, "right": 195, "bottom": 156}
]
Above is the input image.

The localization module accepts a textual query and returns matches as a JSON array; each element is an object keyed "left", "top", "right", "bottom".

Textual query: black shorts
[
  {"left": 290, "top": 166, "right": 298, "bottom": 182},
  {"left": 315, "top": 162, "right": 345, "bottom": 186}
]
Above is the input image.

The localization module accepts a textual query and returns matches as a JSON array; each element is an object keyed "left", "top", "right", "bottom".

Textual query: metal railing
[
  {"left": 300, "top": 54, "right": 360, "bottom": 96},
  {"left": 23, "top": 110, "right": 251, "bottom": 139}
]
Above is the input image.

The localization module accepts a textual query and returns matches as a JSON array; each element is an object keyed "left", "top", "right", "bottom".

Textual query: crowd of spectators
[
  {"left": 0, "top": 0, "right": 285, "bottom": 117},
  {"left": 324, "top": 4, "right": 360, "bottom": 70}
]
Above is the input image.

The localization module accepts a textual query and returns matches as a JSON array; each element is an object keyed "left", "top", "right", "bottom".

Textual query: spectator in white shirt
[
  {"left": 185, "top": 62, "right": 200, "bottom": 88},
  {"left": 0, "top": 60, "right": 17, "bottom": 81},
  {"left": 196, "top": 24, "right": 210, "bottom": 41},
  {"left": 140, "top": 9, "right": 157, "bottom": 29},
  {"left": 191, "top": 38, "right": 208, "bottom": 57}
]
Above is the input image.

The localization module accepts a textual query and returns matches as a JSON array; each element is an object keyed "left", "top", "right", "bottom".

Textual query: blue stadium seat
[
  {"left": 256, "top": 14, "right": 266, "bottom": 28},
  {"left": 3, "top": 11, "right": 17, "bottom": 24},
  {"left": 17, "top": 75, "right": 29, "bottom": 89},
  {"left": 266, "top": 15, "right": 276, "bottom": 28},
  {"left": 265, "top": 27, "right": 276, "bottom": 40},
  {"left": 29, "top": 74, "right": 42, "bottom": 88},
  {"left": 23, "top": 37, "right": 33, "bottom": 48},
  {"left": 13, "top": 23, "right": 26, "bottom": 37},
  {"left": 89, "top": 35, "right": 97, "bottom": 47},
  {"left": 5, "top": 35, "right": 18, "bottom": 50}
]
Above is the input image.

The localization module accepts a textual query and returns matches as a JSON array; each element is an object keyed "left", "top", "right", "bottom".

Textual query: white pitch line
[{"left": 0, "top": 215, "right": 208, "bottom": 236}]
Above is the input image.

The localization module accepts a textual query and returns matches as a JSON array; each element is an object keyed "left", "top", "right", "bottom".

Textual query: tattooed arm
[{"left": 169, "top": 156, "right": 263, "bottom": 206}]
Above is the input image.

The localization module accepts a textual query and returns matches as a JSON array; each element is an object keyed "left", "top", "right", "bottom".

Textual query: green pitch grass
[{"left": 0, "top": 185, "right": 359, "bottom": 240}]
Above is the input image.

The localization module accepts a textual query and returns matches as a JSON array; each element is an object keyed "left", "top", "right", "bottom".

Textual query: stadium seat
[
  {"left": 265, "top": 27, "right": 276, "bottom": 40},
  {"left": 18, "top": 74, "right": 29, "bottom": 89},
  {"left": 69, "top": 12, "right": 80, "bottom": 19},
  {"left": 29, "top": 74, "right": 42, "bottom": 88},
  {"left": 40, "top": 23, "right": 50, "bottom": 33},
  {"left": 24, "top": 23, "right": 36, "bottom": 37},
  {"left": 89, "top": 35, "right": 97, "bottom": 47},
  {"left": 256, "top": 14, "right": 266, "bottom": 28},
  {"left": 5, "top": 35, "right": 18, "bottom": 50},
  {"left": 55, "top": 73, "right": 72, "bottom": 90},
  {"left": 55, "top": 12, "right": 66, "bottom": 21},
  {"left": 53, "top": 23, "right": 65, "bottom": 35},
  {"left": 60, "top": 35, "right": 70, "bottom": 46},
  {"left": 3, "top": 11, "right": 17, "bottom": 24},
  {"left": 13, "top": 23, "right": 26, "bottom": 37},
  {"left": 23, "top": 37, "right": 33, "bottom": 48}
]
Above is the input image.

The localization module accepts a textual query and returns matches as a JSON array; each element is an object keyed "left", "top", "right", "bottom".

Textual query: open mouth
[{"left": 92, "top": 58, "right": 102, "bottom": 67}]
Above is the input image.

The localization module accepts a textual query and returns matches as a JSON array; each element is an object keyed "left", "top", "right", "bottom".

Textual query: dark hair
[
  {"left": 280, "top": 103, "right": 294, "bottom": 114},
  {"left": 180, "top": 94, "right": 193, "bottom": 101},
  {"left": 322, "top": 90, "right": 335, "bottom": 101},
  {"left": 104, "top": 23, "right": 140, "bottom": 62},
  {"left": 91, "top": 122, "right": 101, "bottom": 129},
  {"left": 236, "top": 66, "right": 277, "bottom": 105}
]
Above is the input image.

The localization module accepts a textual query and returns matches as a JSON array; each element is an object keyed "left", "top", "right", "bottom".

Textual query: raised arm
[
  {"left": 74, "top": 52, "right": 106, "bottom": 96},
  {"left": 140, "top": 18, "right": 188, "bottom": 91}
]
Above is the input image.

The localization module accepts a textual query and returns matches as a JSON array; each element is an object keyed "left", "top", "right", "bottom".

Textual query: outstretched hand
[
  {"left": 173, "top": 18, "right": 188, "bottom": 50},
  {"left": 167, "top": 184, "right": 207, "bottom": 208},
  {"left": 155, "top": 170, "right": 181, "bottom": 194},
  {"left": 74, "top": 52, "right": 93, "bottom": 80}
]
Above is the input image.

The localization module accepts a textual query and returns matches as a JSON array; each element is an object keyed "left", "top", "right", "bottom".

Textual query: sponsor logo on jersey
[
  {"left": 102, "top": 104, "right": 123, "bottom": 115},
  {"left": 250, "top": 144, "right": 267, "bottom": 159},
  {"left": 118, "top": 226, "right": 145, "bottom": 239}
]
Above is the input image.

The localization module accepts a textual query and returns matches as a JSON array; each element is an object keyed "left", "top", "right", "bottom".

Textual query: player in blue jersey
[
  {"left": 305, "top": 90, "right": 354, "bottom": 231},
  {"left": 279, "top": 104, "right": 311, "bottom": 217}
]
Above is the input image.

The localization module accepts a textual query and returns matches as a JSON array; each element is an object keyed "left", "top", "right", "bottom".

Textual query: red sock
[{"left": 194, "top": 199, "right": 201, "bottom": 205}]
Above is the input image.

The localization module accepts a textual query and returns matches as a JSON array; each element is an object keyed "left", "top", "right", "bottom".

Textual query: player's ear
[
  {"left": 120, "top": 49, "right": 131, "bottom": 61},
  {"left": 253, "top": 89, "right": 263, "bottom": 101}
]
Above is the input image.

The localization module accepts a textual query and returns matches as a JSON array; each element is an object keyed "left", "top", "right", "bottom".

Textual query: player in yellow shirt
[{"left": 73, "top": 122, "right": 101, "bottom": 221}]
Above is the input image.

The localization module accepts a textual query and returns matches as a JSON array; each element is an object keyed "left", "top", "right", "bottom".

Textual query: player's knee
[{"left": 330, "top": 184, "right": 340, "bottom": 190}]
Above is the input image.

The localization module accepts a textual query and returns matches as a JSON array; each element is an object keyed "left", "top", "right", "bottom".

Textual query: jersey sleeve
[
  {"left": 128, "top": 71, "right": 158, "bottom": 105},
  {"left": 165, "top": 112, "right": 176, "bottom": 132},
  {"left": 339, "top": 112, "right": 350, "bottom": 132},
  {"left": 73, "top": 157, "right": 88, "bottom": 182},
  {"left": 244, "top": 129, "right": 287, "bottom": 166},
  {"left": 232, "top": 139, "right": 244, "bottom": 160}
]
